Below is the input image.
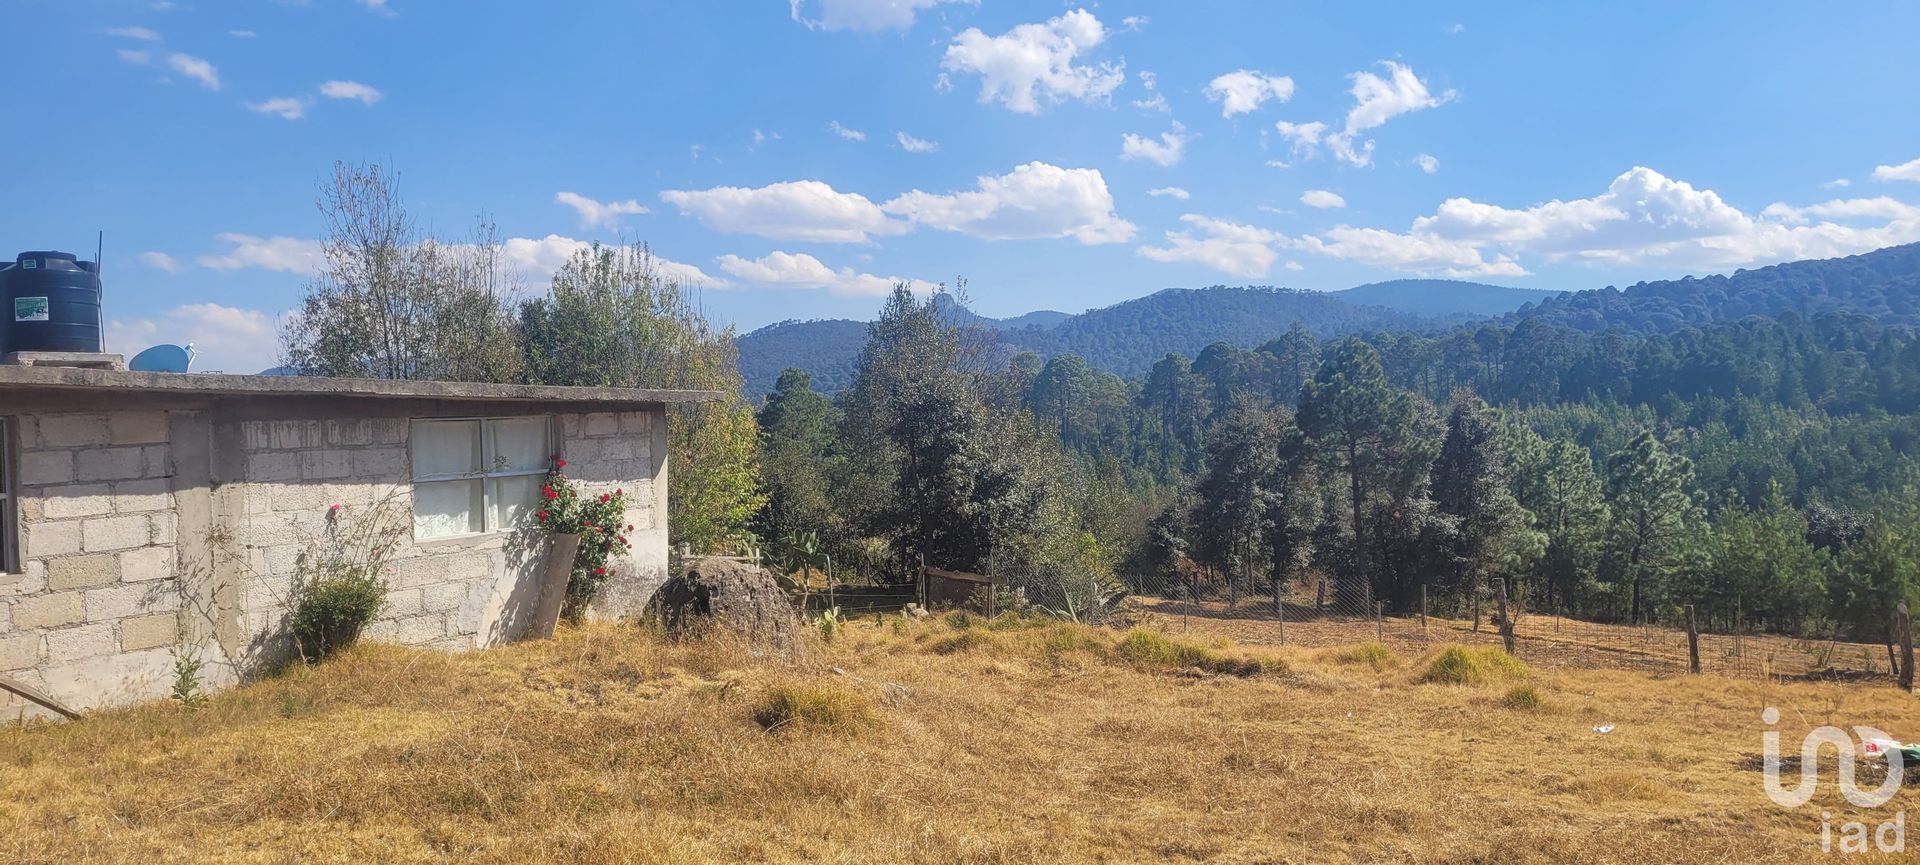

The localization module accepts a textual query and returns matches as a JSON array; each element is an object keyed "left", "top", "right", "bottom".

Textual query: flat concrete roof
[{"left": 0, "top": 365, "right": 725, "bottom": 405}]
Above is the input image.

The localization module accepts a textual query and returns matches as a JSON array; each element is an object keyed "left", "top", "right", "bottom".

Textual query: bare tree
[{"left": 280, "top": 160, "right": 524, "bottom": 382}]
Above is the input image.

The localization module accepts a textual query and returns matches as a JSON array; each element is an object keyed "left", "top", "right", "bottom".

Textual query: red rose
[
  {"left": 542, "top": 486, "right": 558, "bottom": 500},
  {"left": 555, "top": 458, "right": 567, "bottom": 469},
  {"left": 598, "top": 493, "right": 611, "bottom": 503},
  {"left": 537, "top": 510, "right": 548, "bottom": 521},
  {"left": 616, "top": 489, "right": 624, "bottom": 496},
  {"left": 593, "top": 567, "right": 607, "bottom": 576}
]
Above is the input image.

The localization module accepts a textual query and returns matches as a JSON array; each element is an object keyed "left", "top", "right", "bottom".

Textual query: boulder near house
[{"left": 0, "top": 365, "right": 719, "bottom": 721}]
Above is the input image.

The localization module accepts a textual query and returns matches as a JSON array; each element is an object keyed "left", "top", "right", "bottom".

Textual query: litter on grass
[{"left": 1593, "top": 723, "right": 1615, "bottom": 734}]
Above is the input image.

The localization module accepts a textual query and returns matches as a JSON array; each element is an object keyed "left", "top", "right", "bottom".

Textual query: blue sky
[{"left": 6, "top": 1, "right": 1920, "bottom": 373}]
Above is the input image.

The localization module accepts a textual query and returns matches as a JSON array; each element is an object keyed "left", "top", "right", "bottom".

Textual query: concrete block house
[{"left": 0, "top": 365, "right": 717, "bottom": 721}]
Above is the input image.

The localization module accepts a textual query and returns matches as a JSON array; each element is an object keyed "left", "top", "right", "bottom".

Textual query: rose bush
[{"left": 535, "top": 456, "right": 636, "bottom": 620}]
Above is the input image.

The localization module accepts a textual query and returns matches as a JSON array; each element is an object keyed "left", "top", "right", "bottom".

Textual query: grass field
[{"left": 4, "top": 615, "right": 1918, "bottom": 863}]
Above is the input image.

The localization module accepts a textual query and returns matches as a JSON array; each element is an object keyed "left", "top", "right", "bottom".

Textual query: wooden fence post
[
  {"left": 1375, "top": 601, "right": 1385, "bottom": 642},
  {"left": 1496, "top": 578, "right": 1516, "bottom": 655},
  {"left": 1276, "top": 586, "right": 1286, "bottom": 644},
  {"left": 1897, "top": 601, "right": 1914, "bottom": 692},
  {"left": 1685, "top": 605, "right": 1701, "bottom": 674},
  {"left": 1420, "top": 583, "right": 1428, "bottom": 632}
]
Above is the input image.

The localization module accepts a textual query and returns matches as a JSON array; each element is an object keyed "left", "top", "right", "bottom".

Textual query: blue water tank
[{"left": 0, "top": 251, "right": 103, "bottom": 354}]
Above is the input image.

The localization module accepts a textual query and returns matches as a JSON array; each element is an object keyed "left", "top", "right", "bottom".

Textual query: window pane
[
  {"left": 414, "top": 479, "right": 483, "bottom": 538},
  {"left": 488, "top": 417, "right": 550, "bottom": 474},
  {"left": 412, "top": 420, "right": 481, "bottom": 478},
  {"left": 491, "top": 474, "right": 542, "bottom": 531}
]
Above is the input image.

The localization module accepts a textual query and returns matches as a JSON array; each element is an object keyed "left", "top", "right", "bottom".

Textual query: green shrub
[
  {"left": 945, "top": 611, "right": 977, "bottom": 630},
  {"left": 753, "top": 683, "right": 876, "bottom": 733},
  {"left": 1327, "top": 642, "right": 1397, "bottom": 671},
  {"left": 1501, "top": 684, "right": 1547, "bottom": 711},
  {"left": 1113, "top": 629, "right": 1278, "bottom": 677},
  {"left": 291, "top": 570, "right": 386, "bottom": 662},
  {"left": 1421, "top": 646, "right": 1529, "bottom": 685}
]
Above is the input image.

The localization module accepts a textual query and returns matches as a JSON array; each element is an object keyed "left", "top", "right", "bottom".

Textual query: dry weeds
[{"left": 2, "top": 617, "right": 1917, "bottom": 863}]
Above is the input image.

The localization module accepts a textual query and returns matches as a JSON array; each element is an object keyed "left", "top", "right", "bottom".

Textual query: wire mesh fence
[{"left": 1117, "top": 570, "right": 1906, "bottom": 684}]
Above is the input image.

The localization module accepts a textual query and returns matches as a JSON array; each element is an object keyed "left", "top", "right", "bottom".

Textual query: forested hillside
[
  {"left": 739, "top": 284, "right": 1470, "bottom": 396},
  {"left": 754, "top": 244, "right": 1920, "bottom": 647},
  {"left": 1003, "top": 286, "right": 1454, "bottom": 378},
  {"left": 1515, "top": 242, "right": 1920, "bottom": 332},
  {"left": 1334, "top": 279, "right": 1560, "bottom": 317}
]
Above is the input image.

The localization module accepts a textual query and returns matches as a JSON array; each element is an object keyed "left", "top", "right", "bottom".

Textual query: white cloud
[
  {"left": 167, "top": 52, "right": 220, "bottom": 90},
  {"left": 1120, "top": 130, "right": 1186, "bottom": 167},
  {"left": 791, "top": 0, "right": 972, "bottom": 32},
  {"left": 229, "top": 30, "right": 257, "bottom": 38},
  {"left": 246, "top": 97, "right": 309, "bottom": 120},
  {"left": 1204, "top": 69, "right": 1295, "bottom": 117},
  {"left": 319, "top": 80, "right": 383, "bottom": 105},
  {"left": 1875, "top": 156, "right": 1920, "bottom": 183},
  {"left": 1447, "top": 23, "right": 1466, "bottom": 34},
  {"left": 1272, "top": 120, "right": 1326, "bottom": 160},
  {"left": 1283, "top": 260, "right": 1305, "bottom": 271},
  {"left": 1121, "top": 15, "right": 1149, "bottom": 31},
  {"left": 896, "top": 131, "right": 939, "bottom": 153},
  {"left": 882, "top": 161, "right": 1135, "bottom": 244},
  {"left": 828, "top": 121, "right": 866, "bottom": 141},
  {"left": 197, "top": 233, "right": 321, "bottom": 273},
  {"left": 1290, "top": 166, "right": 1920, "bottom": 277},
  {"left": 1273, "top": 62, "right": 1452, "bottom": 167},
  {"left": 499, "top": 235, "right": 724, "bottom": 288},
  {"left": 136, "top": 251, "right": 181, "bottom": 273},
  {"left": 1147, "top": 187, "right": 1190, "bottom": 200},
  {"left": 107, "top": 303, "right": 281, "bottom": 374},
  {"left": 117, "top": 48, "right": 152, "bottom": 66},
  {"left": 1136, "top": 214, "right": 1290, "bottom": 279},
  {"left": 660, "top": 180, "right": 907, "bottom": 243},
  {"left": 715, "top": 250, "right": 915, "bottom": 297},
  {"left": 941, "top": 9, "right": 1124, "bottom": 114},
  {"left": 1415, "top": 153, "right": 1440, "bottom": 174},
  {"left": 357, "top": 0, "right": 397, "bottom": 17},
  {"left": 1131, "top": 70, "right": 1168, "bottom": 113},
  {"left": 1297, "top": 227, "right": 1523, "bottom": 278},
  {"left": 1300, "top": 189, "right": 1346, "bottom": 209},
  {"left": 554, "top": 191, "right": 648, "bottom": 230},
  {"left": 108, "top": 26, "right": 162, "bottom": 41}
]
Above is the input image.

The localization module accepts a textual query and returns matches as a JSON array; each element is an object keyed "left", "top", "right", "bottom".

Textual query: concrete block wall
[
  {"left": 2, "top": 411, "right": 182, "bottom": 722},
  {"left": 3, "top": 404, "right": 669, "bottom": 721},
  {"left": 226, "top": 410, "right": 666, "bottom": 669}
]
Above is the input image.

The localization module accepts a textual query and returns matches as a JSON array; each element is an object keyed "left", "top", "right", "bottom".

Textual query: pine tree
[
  {"left": 1603, "top": 430, "right": 1704, "bottom": 622},
  {"left": 1432, "top": 393, "right": 1541, "bottom": 623}
]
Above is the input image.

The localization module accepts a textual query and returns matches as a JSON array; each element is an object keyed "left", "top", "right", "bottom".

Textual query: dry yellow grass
[{"left": 3, "top": 617, "right": 1918, "bottom": 863}]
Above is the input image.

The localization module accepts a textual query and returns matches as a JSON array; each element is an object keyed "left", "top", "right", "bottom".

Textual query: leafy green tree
[
  {"left": 1602, "top": 431, "right": 1704, "bottom": 621},
  {"left": 1509, "top": 428, "right": 1610, "bottom": 615},
  {"left": 1297, "top": 338, "right": 1432, "bottom": 607},
  {"left": 1432, "top": 393, "right": 1542, "bottom": 621},
  {"left": 521, "top": 241, "right": 765, "bottom": 552},
  {"left": 1828, "top": 518, "right": 1919, "bottom": 644},
  {"left": 1192, "top": 401, "right": 1285, "bottom": 606},
  {"left": 1678, "top": 484, "right": 1827, "bottom": 633},
  {"left": 756, "top": 369, "right": 844, "bottom": 544}
]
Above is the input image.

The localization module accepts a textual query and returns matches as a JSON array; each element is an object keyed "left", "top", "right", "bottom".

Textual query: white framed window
[
  {"left": 0, "top": 418, "right": 15, "bottom": 574},
  {"left": 410, "top": 417, "right": 553, "bottom": 540}
]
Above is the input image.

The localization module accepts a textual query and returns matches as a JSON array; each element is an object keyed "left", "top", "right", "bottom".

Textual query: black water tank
[{"left": 0, "top": 251, "right": 103, "bottom": 354}]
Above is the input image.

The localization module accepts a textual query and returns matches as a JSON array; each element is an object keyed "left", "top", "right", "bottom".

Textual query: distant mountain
[
  {"left": 1513, "top": 243, "right": 1920, "bottom": 333},
  {"left": 1333, "top": 279, "right": 1560, "bottom": 318},
  {"left": 736, "top": 245, "right": 1920, "bottom": 398},
  {"left": 736, "top": 318, "right": 872, "bottom": 397},
  {"left": 737, "top": 285, "right": 1461, "bottom": 397},
  {"left": 1000, "top": 286, "right": 1453, "bottom": 379}
]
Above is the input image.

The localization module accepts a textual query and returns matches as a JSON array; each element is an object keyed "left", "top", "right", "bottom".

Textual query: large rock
[{"left": 649, "top": 557, "right": 802, "bottom": 656}]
